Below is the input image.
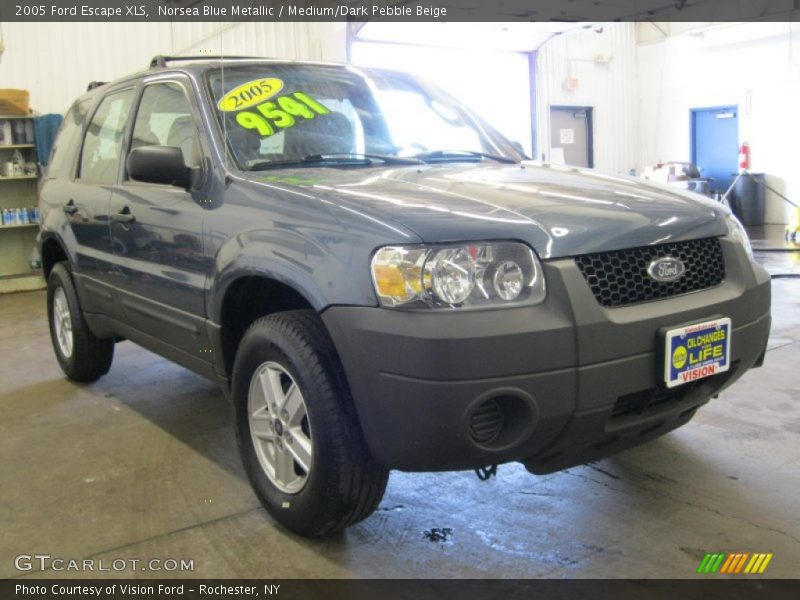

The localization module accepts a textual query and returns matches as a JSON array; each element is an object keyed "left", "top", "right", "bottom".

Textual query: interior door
[
  {"left": 691, "top": 106, "right": 738, "bottom": 192},
  {"left": 109, "top": 77, "right": 211, "bottom": 360},
  {"left": 549, "top": 106, "right": 593, "bottom": 168}
]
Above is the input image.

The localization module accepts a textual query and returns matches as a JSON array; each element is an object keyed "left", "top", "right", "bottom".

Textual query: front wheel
[
  {"left": 47, "top": 262, "right": 114, "bottom": 382},
  {"left": 232, "top": 310, "right": 388, "bottom": 537}
]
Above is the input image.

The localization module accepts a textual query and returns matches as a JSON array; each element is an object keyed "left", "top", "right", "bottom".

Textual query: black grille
[
  {"left": 575, "top": 237, "right": 725, "bottom": 307},
  {"left": 611, "top": 384, "right": 698, "bottom": 420},
  {"left": 610, "top": 362, "right": 739, "bottom": 420}
]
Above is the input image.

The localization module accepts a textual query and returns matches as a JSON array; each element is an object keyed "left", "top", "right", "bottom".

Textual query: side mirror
[{"left": 127, "top": 146, "right": 191, "bottom": 188}]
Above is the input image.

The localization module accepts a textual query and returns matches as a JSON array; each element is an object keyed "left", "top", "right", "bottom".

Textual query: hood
[{"left": 248, "top": 162, "right": 728, "bottom": 259}]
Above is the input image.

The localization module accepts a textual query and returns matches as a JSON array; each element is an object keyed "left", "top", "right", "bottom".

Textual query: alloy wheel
[
  {"left": 52, "top": 286, "right": 74, "bottom": 358},
  {"left": 247, "top": 361, "right": 313, "bottom": 494}
]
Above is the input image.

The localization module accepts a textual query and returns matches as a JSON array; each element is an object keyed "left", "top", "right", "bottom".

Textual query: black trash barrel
[{"left": 732, "top": 173, "right": 766, "bottom": 226}]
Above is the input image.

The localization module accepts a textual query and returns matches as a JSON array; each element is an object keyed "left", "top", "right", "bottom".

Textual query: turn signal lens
[
  {"left": 373, "top": 265, "right": 407, "bottom": 297},
  {"left": 371, "top": 242, "right": 545, "bottom": 309},
  {"left": 727, "top": 214, "right": 754, "bottom": 259},
  {"left": 370, "top": 247, "right": 428, "bottom": 307}
]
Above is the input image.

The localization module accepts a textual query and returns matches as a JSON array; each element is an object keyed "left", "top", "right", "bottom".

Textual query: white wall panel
[
  {"left": 636, "top": 23, "right": 799, "bottom": 223},
  {"left": 1, "top": 22, "right": 172, "bottom": 114},
  {"left": 0, "top": 22, "right": 346, "bottom": 115},
  {"left": 535, "top": 23, "right": 638, "bottom": 175}
]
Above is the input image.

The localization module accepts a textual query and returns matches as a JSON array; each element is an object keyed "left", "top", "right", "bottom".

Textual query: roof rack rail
[
  {"left": 86, "top": 81, "right": 107, "bottom": 91},
  {"left": 149, "top": 55, "right": 266, "bottom": 68}
]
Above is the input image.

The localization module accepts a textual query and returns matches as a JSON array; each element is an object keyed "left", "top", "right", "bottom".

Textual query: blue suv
[{"left": 39, "top": 56, "right": 771, "bottom": 536}]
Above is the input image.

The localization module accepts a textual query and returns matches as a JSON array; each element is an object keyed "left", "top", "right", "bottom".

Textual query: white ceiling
[
  {"left": 356, "top": 22, "right": 599, "bottom": 53},
  {"left": 356, "top": 0, "right": 800, "bottom": 52}
]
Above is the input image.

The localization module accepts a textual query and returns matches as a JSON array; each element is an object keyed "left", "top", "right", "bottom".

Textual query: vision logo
[{"left": 696, "top": 552, "right": 773, "bottom": 574}]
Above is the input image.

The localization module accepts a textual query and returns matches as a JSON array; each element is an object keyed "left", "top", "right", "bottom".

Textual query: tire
[
  {"left": 232, "top": 310, "right": 388, "bottom": 537},
  {"left": 47, "top": 262, "right": 114, "bottom": 382}
]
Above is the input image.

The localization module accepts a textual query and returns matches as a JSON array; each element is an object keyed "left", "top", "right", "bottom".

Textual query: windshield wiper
[
  {"left": 358, "top": 153, "right": 424, "bottom": 165},
  {"left": 248, "top": 153, "right": 422, "bottom": 171},
  {"left": 414, "top": 150, "right": 518, "bottom": 164}
]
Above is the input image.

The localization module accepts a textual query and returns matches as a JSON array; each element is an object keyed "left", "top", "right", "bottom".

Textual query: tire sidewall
[{"left": 232, "top": 319, "right": 345, "bottom": 534}]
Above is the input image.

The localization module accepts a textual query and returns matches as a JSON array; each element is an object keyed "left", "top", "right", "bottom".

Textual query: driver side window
[{"left": 129, "top": 82, "right": 201, "bottom": 172}]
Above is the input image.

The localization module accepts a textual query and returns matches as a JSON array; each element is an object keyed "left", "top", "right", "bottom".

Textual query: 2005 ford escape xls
[{"left": 40, "top": 56, "right": 771, "bottom": 537}]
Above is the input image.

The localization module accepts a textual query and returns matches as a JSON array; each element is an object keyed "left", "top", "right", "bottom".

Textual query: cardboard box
[{"left": 0, "top": 90, "right": 30, "bottom": 116}]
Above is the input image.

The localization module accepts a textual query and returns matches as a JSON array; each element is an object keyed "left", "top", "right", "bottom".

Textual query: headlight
[
  {"left": 371, "top": 242, "right": 546, "bottom": 309},
  {"left": 427, "top": 247, "right": 476, "bottom": 304},
  {"left": 727, "top": 214, "right": 754, "bottom": 259}
]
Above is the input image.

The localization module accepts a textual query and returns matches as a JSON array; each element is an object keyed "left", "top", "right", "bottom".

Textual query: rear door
[
  {"left": 66, "top": 87, "right": 135, "bottom": 316},
  {"left": 108, "top": 75, "right": 213, "bottom": 369}
]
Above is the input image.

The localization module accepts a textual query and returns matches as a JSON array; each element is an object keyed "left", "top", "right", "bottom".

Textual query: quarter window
[
  {"left": 47, "top": 98, "right": 92, "bottom": 180},
  {"left": 79, "top": 89, "right": 134, "bottom": 184}
]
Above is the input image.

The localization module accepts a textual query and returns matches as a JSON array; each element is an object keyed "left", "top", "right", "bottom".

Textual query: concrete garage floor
[{"left": 1, "top": 260, "right": 799, "bottom": 579}]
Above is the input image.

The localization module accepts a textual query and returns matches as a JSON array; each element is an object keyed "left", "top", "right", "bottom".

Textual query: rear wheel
[
  {"left": 47, "top": 262, "right": 114, "bottom": 382},
  {"left": 232, "top": 310, "right": 388, "bottom": 537}
]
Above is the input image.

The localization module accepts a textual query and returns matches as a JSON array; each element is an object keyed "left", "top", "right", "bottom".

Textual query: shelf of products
[
  {"left": 0, "top": 223, "right": 39, "bottom": 230},
  {"left": 2, "top": 207, "right": 41, "bottom": 227},
  {"left": 0, "top": 115, "right": 44, "bottom": 293}
]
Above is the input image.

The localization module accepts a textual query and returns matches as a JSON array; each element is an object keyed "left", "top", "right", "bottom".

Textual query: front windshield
[{"left": 206, "top": 64, "right": 524, "bottom": 169}]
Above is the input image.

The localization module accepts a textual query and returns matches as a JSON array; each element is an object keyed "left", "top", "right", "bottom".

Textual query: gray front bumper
[{"left": 322, "top": 238, "right": 771, "bottom": 472}]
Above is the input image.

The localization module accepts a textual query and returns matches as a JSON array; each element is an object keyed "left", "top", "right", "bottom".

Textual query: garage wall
[
  {"left": 636, "top": 22, "right": 800, "bottom": 224},
  {"left": 0, "top": 22, "right": 346, "bottom": 115},
  {"left": 535, "top": 23, "right": 638, "bottom": 175},
  {"left": 1, "top": 23, "right": 171, "bottom": 114}
]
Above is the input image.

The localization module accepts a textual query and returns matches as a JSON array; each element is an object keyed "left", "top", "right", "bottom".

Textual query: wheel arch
[
  {"left": 215, "top": 272, "right": 320, "bottom": 379},
  {"left": 40, "top": 232, "right": 71, "bottom": 278}
]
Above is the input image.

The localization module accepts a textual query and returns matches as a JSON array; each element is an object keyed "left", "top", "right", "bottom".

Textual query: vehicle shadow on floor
[{"left": 94, "top": 362, "right": 248, "bottom": 482}]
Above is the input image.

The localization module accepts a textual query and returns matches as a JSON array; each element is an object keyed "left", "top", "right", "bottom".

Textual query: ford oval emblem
[{"left": 647, "top": 257, "right": 685, "bottom": 283}]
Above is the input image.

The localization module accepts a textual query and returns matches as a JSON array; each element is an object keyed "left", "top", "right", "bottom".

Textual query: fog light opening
[
  {"left": 468, "top": 393, "right": 535, "bottom": 450},
  {"left": 470, "top": 398, "right": 505, "bottom": 444}
]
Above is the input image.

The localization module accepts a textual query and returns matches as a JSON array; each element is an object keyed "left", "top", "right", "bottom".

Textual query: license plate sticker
[{"left": 664, "top": 318, "right": 732, "bottom": 388}]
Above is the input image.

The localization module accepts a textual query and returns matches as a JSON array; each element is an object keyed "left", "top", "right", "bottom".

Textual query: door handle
[
  {"left": 111, "top": 206, "right": 136, "bottom": 223},
  {"left": 62, "top": 200, "right": 78, "bottom": 215}
]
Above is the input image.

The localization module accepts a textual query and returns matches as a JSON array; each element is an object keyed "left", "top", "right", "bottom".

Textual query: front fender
[
  {"left": 205, "top": 176, "right": 424, "bottom": 324},
  {"left": 207, "top": 226, "right": 378, "bottom": 323}
]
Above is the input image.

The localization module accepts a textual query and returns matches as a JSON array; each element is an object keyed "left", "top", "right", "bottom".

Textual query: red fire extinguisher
[{"left": 738, "top": 141, "right": 750, "bottom": 172}]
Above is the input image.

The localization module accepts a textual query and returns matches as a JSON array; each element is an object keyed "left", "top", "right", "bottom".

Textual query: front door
[
  {"left": 549, "top": 106, "right": 593, "bottom": 168},
  {"left": 109, "top": 77, "right": 212, "bottom": 364},
  {"left": 691, "top": 105, "right": 738, "bottom": 192}
]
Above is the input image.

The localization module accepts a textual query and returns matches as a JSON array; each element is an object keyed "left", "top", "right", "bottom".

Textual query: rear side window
[
  {"left": 79, "top": 89, "right": 134, "bottom": 184},
  {"left": 130, "top": 82, "right": 201, "bottom": 169},
  {"left": 46, "top": 98, "right": 92, "bottom": 180}
]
